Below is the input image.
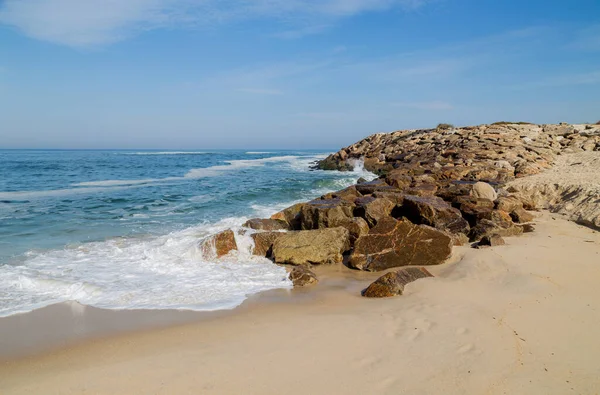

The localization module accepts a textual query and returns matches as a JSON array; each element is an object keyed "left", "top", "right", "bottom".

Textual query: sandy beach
[{"left": 2, "top": 211, "right": 599, "bottom": 394}]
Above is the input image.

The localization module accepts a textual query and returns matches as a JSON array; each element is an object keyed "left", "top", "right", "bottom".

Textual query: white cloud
[
  {"left": 392, "top": 101, "right": 453, "bottom": 110},
  {"left": 0, "top": 0, "right": 429, "bottom": 47}
]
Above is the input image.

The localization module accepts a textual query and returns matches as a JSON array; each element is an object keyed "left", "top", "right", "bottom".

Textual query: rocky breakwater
[{"left": 202, "top": 122, "right": 600, "bottom": 297}]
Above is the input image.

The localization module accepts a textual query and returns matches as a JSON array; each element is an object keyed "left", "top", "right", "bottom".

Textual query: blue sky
[{"left": 0, "top": 0, "right": 599, "bottom": 149}]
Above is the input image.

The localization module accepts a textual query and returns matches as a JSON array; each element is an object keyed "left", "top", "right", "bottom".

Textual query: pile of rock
[
  {"left": 317, "top": 123, "right": 600, "bottom": 181},
  {"left": 201, "top": 123, "right": 598, "bottom": 297}
]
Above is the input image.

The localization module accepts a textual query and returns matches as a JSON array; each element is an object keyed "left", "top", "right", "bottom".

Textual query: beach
[{"left": 2, "top": 211, "right": 599, "bottom": 394}]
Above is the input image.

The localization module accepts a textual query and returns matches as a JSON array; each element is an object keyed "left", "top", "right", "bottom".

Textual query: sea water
[{"left": 0, "top": 150, "right": 374, "bottom": 317}]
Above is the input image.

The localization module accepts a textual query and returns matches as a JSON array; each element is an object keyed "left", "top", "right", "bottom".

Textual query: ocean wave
[
  {"left": 119, "top": 151, "right": 216, "bottom": 155},
  {"left": 245, "top": 151, "right": 272, "bottom": 154},
  {"left": 0, "top": 217, "right": 291, "bottom": 317}
]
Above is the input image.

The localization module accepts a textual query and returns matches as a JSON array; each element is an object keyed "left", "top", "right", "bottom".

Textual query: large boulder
[
  {"left": 251, "top": 232, "right": 283, "bottom": 257},
  {"left": 362, "top": 267, "right": 434, "bottom": 298},
  {"left": 200, "top": 230, "right": 238, "bottom": 258},
  {"left": 272, "top": 227, "right": 351, "bottom": 265},
  {"left": 300, "top": 198, "right": 354, "bottom": 230},
  {"left": 289, "top": 265, "right": 318, "bottom": 287},
  {"left": 398, "top": 195, "right": 470, "bottom": 235},
  {"left": 348, "top": 217, "right": 453, "bottom": 272},
  {"left": 270, "top": 203, "right": 305, "bottom": 230},
  {"left": 470, "top": 182, "right": 498, "bottom": 201},
  {"left": 243, "top": 218, "right": 289, "bottom": 231},
  {"left": 353, "top": 196, "right": 395, "bottom": 227}
]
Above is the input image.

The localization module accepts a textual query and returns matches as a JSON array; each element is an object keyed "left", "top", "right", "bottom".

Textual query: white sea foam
[{"left": 0, "top": 217, "right": 292, "bottom": 317}]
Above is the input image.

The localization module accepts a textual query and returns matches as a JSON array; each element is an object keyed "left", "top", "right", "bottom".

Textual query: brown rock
[
  {"left": 475, "top": 234, "right": 506, "bottom": 248},
  {"left": 251, "top": 232, "right": 283, "bottom": 257},
  {"left": 353, "top": 196, "right": 395, "bottom": 227},
  {"left": 272, "top": 227, "right": 351, "bottom": 265},
  {"left": 495, "top": 195, "right": 524, "bottom": 212},
  {"left": 270, "top": 203, "right": 305, "bottom": 230},
  {"left": 321, "top": 185, "right": 363, "bottom": 203},
  {"left": 348, "top": 217, "right": 453, "bottom": 272},
  {"left": 385, "top": 170, "right": 412, "bottom": 189},
  {"left": 243, "top": 218, "right": 289, "bottom": 231},
  {"left": 510, "top": 207, "right": 535, "bottom": 223},
  {"left": 405, "top": 183, "right": 438, "bottom": 196},
  {"left": 289, "top": 265, "right": 319, "bottom": 287},
  {"left": 300, "top": 198, "right": 355, "bottom": 230},
  {"left": 362, "top": 267, "right": 434, "bottom": 298},
  {"left": 355, "top": 179, "right": 400, "bottom": 194},
  {"left": 519, "top": 223, "right": 536, "bottom": 233},
  {"left": 200, "top": 230, "right": 238, "bottom": 258},
  {"left": 398, "top": 195, "right": 470, "bottom": 235},
  {"left": 469, "top": 219, "right": 524, "bottom": 241}
]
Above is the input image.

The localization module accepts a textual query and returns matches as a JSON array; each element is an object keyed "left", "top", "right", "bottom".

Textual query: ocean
[{"left": 0, "top": 149, "right": 374, "bottom": 317}]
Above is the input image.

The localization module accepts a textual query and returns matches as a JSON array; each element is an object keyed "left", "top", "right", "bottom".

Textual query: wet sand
[{"left": 1, "top": 212, "right": 600, "bottom": 394}]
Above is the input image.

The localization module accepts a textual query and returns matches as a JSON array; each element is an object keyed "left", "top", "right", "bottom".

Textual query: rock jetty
[{"left": 204, "top": 122, "right": 600, "bottom": 297}]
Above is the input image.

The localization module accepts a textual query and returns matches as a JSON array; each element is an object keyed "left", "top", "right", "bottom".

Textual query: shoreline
[
  {"left": 2, "top": 212, "right": 599, "bottom": 394},
  {"left": 0, "top": 259, "right": 386, "bottom": 361}
]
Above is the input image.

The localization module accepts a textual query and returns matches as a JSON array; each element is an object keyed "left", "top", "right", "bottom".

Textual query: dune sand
[{"left": 1, "top": 211, "right": 599, "bottom": 394}]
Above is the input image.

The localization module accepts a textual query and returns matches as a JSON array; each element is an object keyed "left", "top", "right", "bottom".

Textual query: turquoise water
[{"left": 0, "top": 150, "right": 372, "bottom": 316}]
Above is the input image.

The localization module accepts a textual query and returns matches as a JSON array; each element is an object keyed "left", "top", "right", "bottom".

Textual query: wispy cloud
[
  {"left": 392, "top": 101, "right": 453, "bottom": 110},
  {"left": 0, "top": 0, "right": 430, "bottom": 47}
]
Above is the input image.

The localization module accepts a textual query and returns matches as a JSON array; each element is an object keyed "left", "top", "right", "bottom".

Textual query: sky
[{"left": 0, "top": 0, "right": 599, "bottom": 149}]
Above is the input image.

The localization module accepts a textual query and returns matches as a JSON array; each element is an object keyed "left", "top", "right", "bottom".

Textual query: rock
[
  {"left": 339, "top": 217, "right": 370, "bottom": 243},
  {"left": 469, "top": 218, "right": 523, "bottom": 242},
  {"left": 300, "top": 198, "right": 355, "bottom": 230},
  {"left": 495, "top": 195, "right": 524, "bottom": 212},
  {"left": 243, "top": 218, "right": 289, "bottom": 231},
  {"left": 362, "top": 267, "right": 434, "bottom": 298},
  {"left": 272, "top": 227, "right": 351, "bottom": 265},
  {"left": 520, "top": 223, "right": 536, "bottom": 233},
  {"left": 348, "top": 217, "right": 453, "bottom": 272},
  {"left": 251, "top": 232, "right": 283, "bottom": 257},
  {"left": 398, "top": 195, "right": 470, "bottom": 235},
  {"left": 510, "top": 207, "right": 535, "bottom": 223},
  {"left": 270, "top": 203, "right": 305, "bottom": 230},
  {"left": 353, "top": 196, "right": 395, "bottom": 227},
  {"left": 470, "top": 182, "right": 498, "bottom": 201},
  {"left": 200, "top": 230, "right": 238, "bottom": 258},
  {"left": 289, "top": 265, "right": 318, "bottom": 287},
  {"left": 405, "top": 183, "right": 438, "bottom": 197},
  {"left": 355, "top": 179, "right": 399, "bottom": 194},
  {"left": 321, "top": 185, "right": 363, "bottom": 203},
  {"left": 475, "top": 234, "right": 506, "bottom": 248},
  {"left": 384, "top": 170, "right": 412, "bottom": 189}
]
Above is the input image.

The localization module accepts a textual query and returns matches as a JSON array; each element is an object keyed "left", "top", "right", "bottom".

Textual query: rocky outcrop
[
  {"left": 362, "top": 267, "right": 434, "bottom": 297},
  {"left": 289, "top": 265, "right": 318, "bottom": 287},
  {"left": 348, "top": 218, "right": 453, "bottom": 272},
  {"left": 272, "top": 227, "right": 351, "bottom": 265},
  {"left": 316, "top": 123, "right": 600, "bottom": 181},
  {"left": 470, "top": 182, "right": 498, "bottom": 201},
  {"left": 200, "top": 230, "right": 238, "bottom": 258}
]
